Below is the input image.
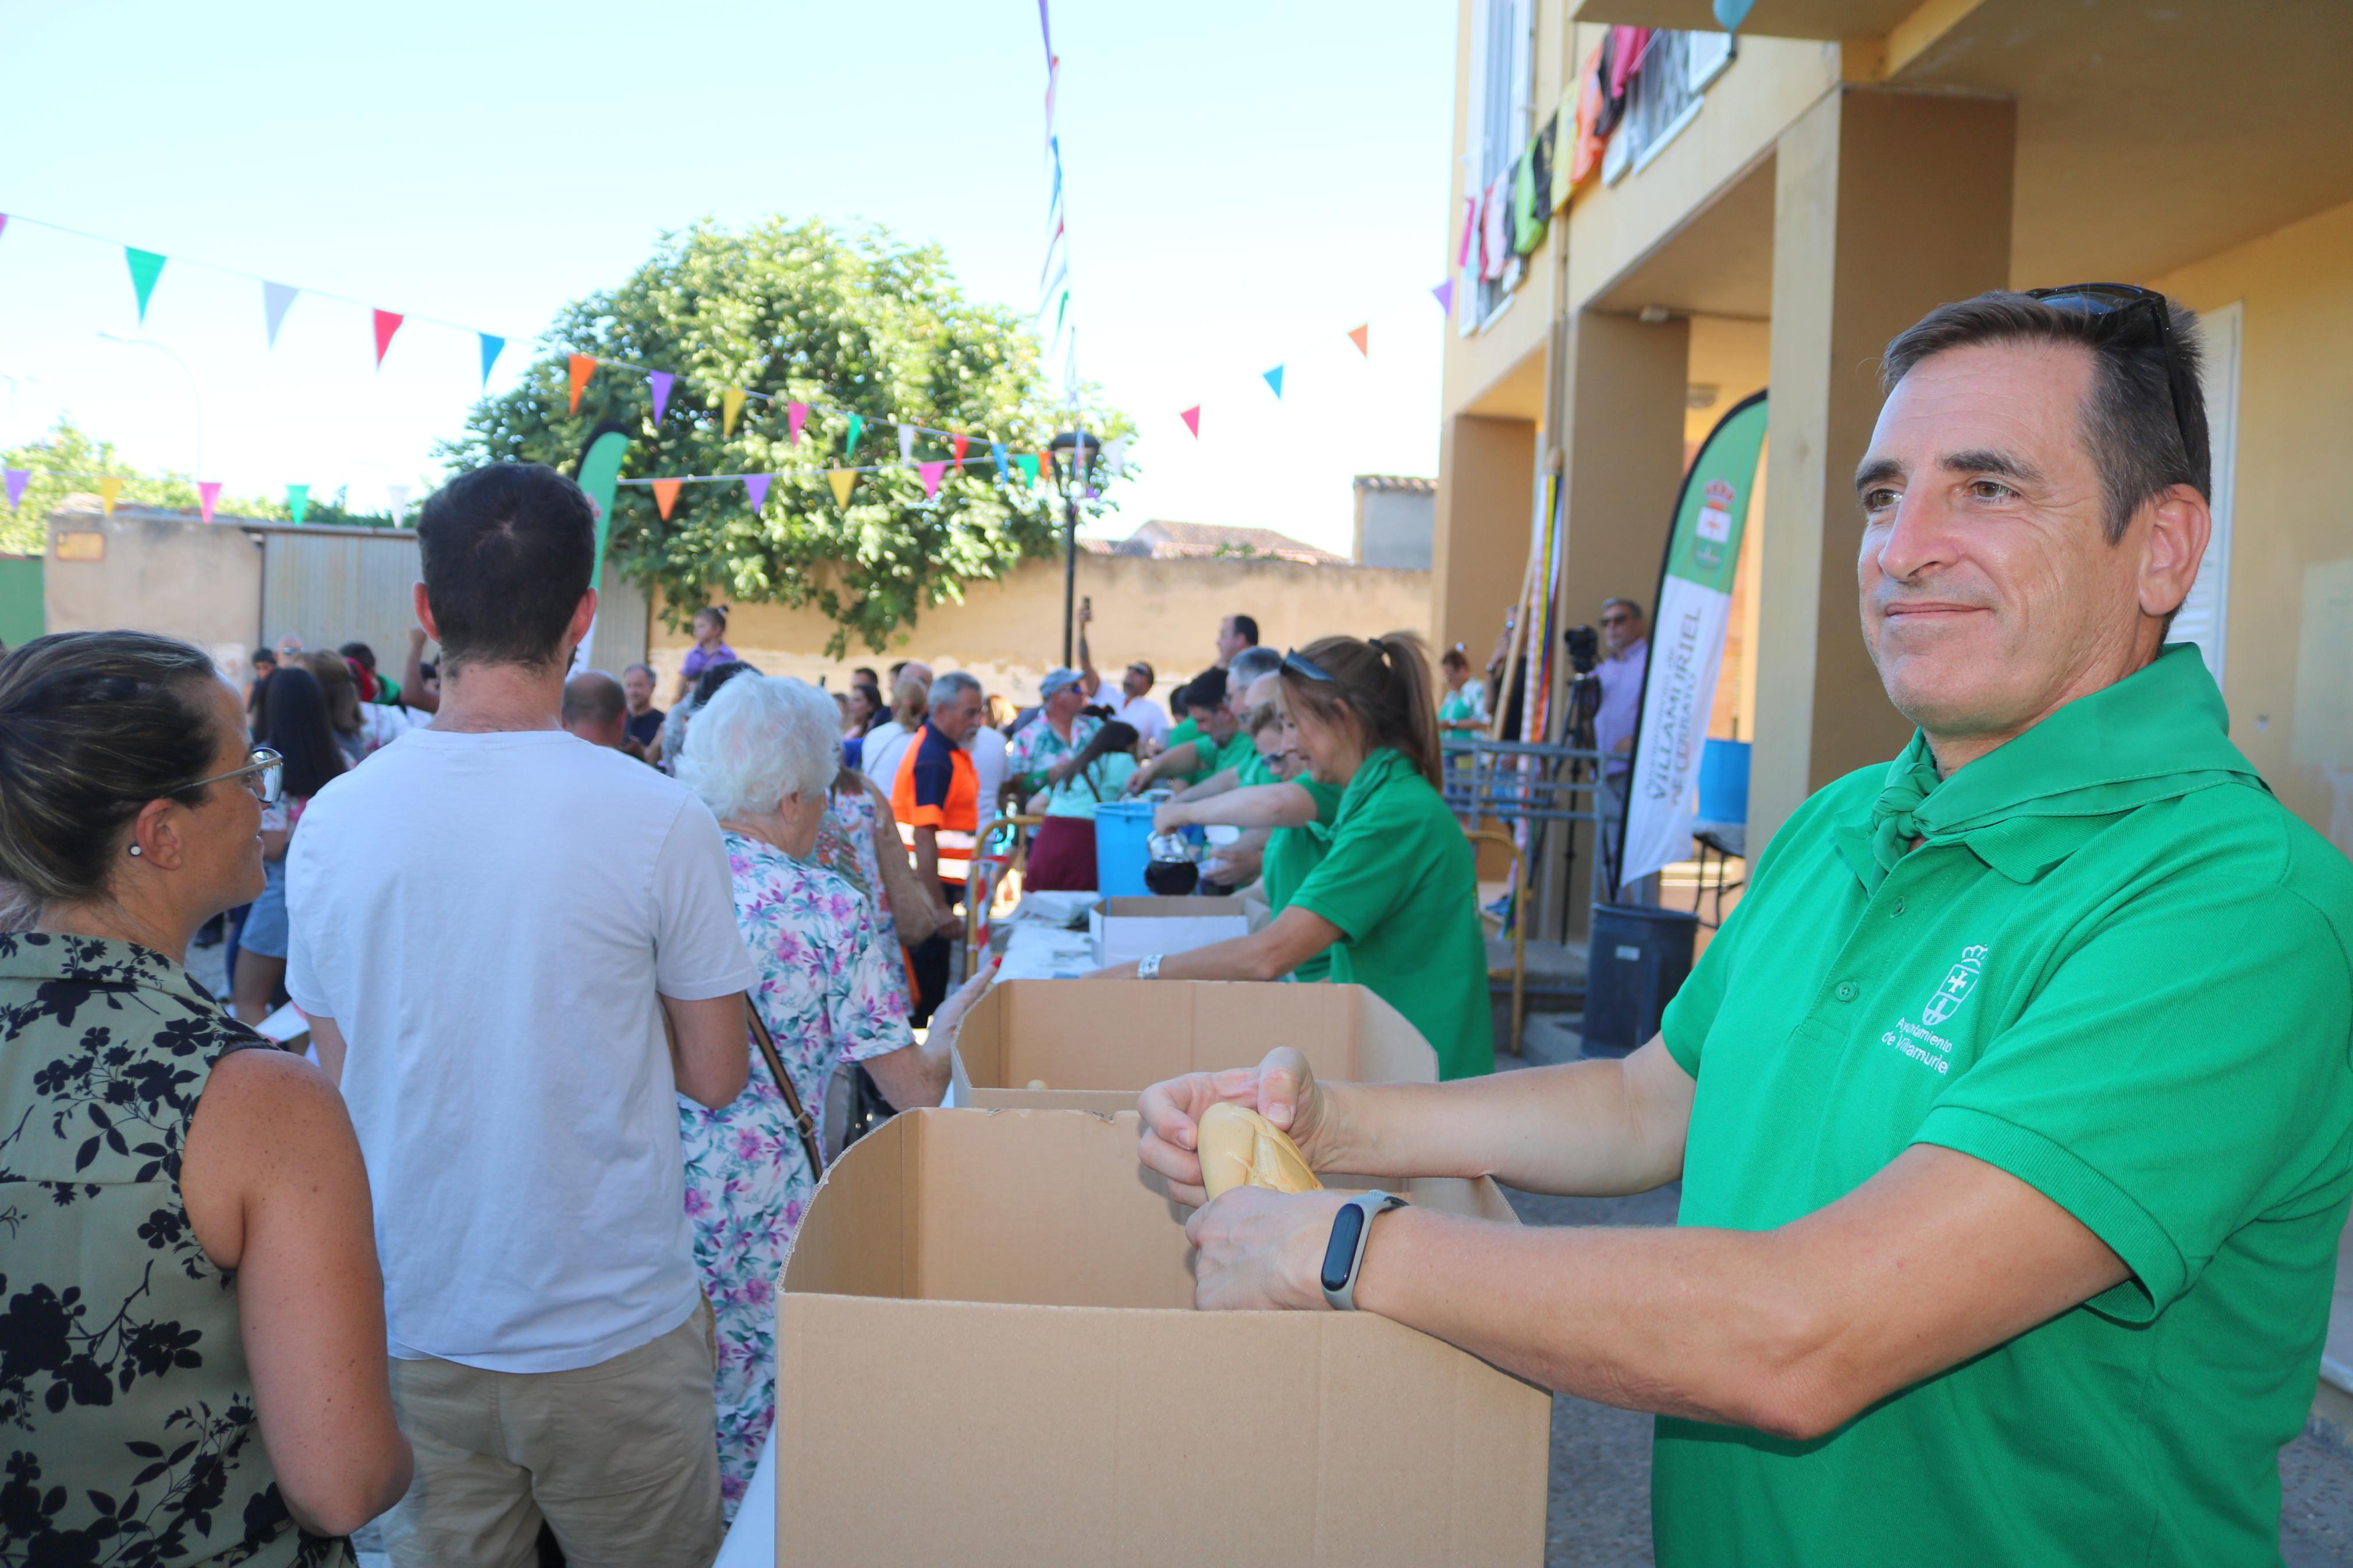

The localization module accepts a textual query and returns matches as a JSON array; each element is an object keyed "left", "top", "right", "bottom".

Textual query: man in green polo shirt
[{"left": 1138, "top": 289, "right": 2353, "bottom": 1563}]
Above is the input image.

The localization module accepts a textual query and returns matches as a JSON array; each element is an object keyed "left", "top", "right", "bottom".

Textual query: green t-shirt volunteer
[
  {"left": 1259, "top": 774, "right": 1341, "bottom": 983},
  {"left": 1652, "top": 646, "right": 2353, "bottom": 1567},
  {"left": 1288, "top": 746, "right": 1493, "bottom": 1079}
]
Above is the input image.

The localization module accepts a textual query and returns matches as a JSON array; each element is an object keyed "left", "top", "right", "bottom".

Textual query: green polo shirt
[
  {"left": 1260, "top": 777, "right": 1342, "bottom": 984},
  {"left": 1289, "top": 747, "right": 1493, "bottom": 1079},
  {"left": 1652, "top": 646, "right": 2353, "bottom": 1567}
]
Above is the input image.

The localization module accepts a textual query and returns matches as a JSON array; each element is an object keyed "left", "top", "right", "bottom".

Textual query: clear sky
[{"left": 0, "top": 1, "right": 1455, "bottom": 556}]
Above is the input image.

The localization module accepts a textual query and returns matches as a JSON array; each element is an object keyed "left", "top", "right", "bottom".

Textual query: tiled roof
[
  {"left": 1120, "top": 520, "right": 1349, "bottom": 566},
  {"left": 1351, "top": 474, "right": 1436, "bottom": 494}
]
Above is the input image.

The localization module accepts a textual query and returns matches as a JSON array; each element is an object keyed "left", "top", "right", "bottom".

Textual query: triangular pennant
[
  {"left": 952, "top": 433, "right": 970, "bottom": 474},
  {"left": 286, "top": 483, "right": 310, "bottom": 525},
  {"left": 828, "top": 468, "right": 857, "bottom": 507},
  {"left": 844, "top": 413, "right": 865, "bottom": 456},
  {"left": 3, "top": 468, "right": 28, "bottom": 511},
  {"left": 1014, "top": 453, "right": 1039, "bottom": 488},
  {"left": 917, "top": 461, "right": 947, "bottom": 499},
  {"left": 651, "top": 479, "right": 683, "bottom": 521},
  {"left": 722, "top": 387, "right": 747, "bottom": 438},
  {"left": 125, "top": 248, "right": 166, "bottom": 322},
  {"left": 989, "top": 442, "right": 1010, "bottom": 481},
  {"left": 897, "top": 424, "right": 917, "bottom": 463},
  {"left": 197, "top": 481, "right": 222, "bottom": 524},
  {"left": 1431, "top": 279, "right": 1454, "bottom": 315},
  {"left": 0, "top": 215, "right": 8, "bottom": 243},
  {"left": 1347, "top": 324, "right": 1370, "bottom": 356},
  {"left": 1180, "top": 406, "right": 1202, "bottom": 438},
  {"left": 1713, "top": 0, "right": 1755, "bottom": 29},
  {"left": 1262, "top": 366, "right": 1284, "bottom": 399},
  {"left": 385, "top": 483, "right": 411, "bottom": 522},
  {"left": 787, "top": 403, "right": 810, "bottom": 443},
  {"left": 99, "top": 477, "right": 123, "bottom": 516},
  {"left": 478, "top": 333, "right": 505, "bottom": 387},
  {"left": 372, "top": 310, "right": 404, "bottom": 369},
  {"left": 262, "top": 282, "right": 299, "bottom": 348},
  {"left": 743, "top": 473, "right": 772, "bottom": 511},
  {"left": 648, "top": 371, "right": 674, "bottom": 422},
  {"left": 567, "top": 353, "right": 597, "bottom": 414}
]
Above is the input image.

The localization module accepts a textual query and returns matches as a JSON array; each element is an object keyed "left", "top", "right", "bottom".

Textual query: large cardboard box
[
  {"left": 776, "top": 1107, "right": 1550, "bottom": 1566},
  {"left": 959, "top": 979, "right": 1439, "bottom": 1112},
  {"left": 1089, "top": 894, "right": 1252, "bottom": 966}
]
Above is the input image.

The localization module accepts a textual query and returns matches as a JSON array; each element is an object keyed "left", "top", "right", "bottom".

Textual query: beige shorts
[{"left": 381, "top": 1300, "right": 723, "bottom": 1568}]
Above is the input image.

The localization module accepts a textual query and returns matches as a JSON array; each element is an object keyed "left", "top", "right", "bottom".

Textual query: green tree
[
  {"left": 438, "top": 218, "right": 1127, "bottom": 655},
  {"left": 0, "top": 418, "right": 394, "bottom": 554}
]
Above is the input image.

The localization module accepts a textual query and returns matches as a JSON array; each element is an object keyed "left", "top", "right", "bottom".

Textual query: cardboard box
[
  {"left": 958, "top": 979, "right": 1438, "bottom": 1113},
  {"left": 1089, "top": 894, "right": 1251, "bottom": 967},
  {"left": 776, "top": 1107, "right": 1550, "bottom": 1566}
]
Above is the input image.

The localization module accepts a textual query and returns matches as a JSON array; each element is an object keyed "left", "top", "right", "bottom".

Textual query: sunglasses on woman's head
[{"left": 1282, "top": 649, "right": 1337, "bottom": 684}]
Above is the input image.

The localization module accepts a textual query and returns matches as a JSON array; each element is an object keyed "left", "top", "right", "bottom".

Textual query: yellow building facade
[{"left": 1435, "top": 0, "right": 2353, "bottom": 865}]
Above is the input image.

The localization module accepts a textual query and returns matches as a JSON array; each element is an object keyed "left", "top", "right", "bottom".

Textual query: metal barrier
[{"left": 1441, "top": 737, "right": 1608, "bottom": 826}]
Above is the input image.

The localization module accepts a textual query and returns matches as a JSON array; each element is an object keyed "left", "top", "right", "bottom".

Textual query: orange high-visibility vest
[{"left": 891, "top": 722, "right": 979, "bottom": 885}]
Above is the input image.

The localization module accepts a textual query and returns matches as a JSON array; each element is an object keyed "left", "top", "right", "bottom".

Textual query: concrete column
[
  {"left": 1543, "top": 309, "right": 1691, "bottom": 938},
  {"left": 1431, "top": 413, "right": 1538, "bottom": 660},
  {"left": 1749, "top": 87, "right": 2016, "bottom": 851}
]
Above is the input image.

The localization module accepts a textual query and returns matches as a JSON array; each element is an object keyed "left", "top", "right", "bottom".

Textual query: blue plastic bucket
[
  {"left": 1697, "top": 738, "right": 1751, "bottom": 825},
  {"left": 1092, "top": 799, "right": 1158, "bottom": 898}
]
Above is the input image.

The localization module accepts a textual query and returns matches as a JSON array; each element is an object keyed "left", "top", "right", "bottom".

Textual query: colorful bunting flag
[
  {"left": 1180, "top": 406, "right": 1202, "bottom": 438},
  {"left": 917, "top": 461, "right": 947, "bottom": 499},
  {"left": 827, "top": 469, "right": 857, "bottom": 507},
  {"left": 263, "top": 282, "right": 299, "bottom": 348},
  {"left": 386, "top": 484, "right": 410, "bottom": 522},
  {"left": 125, "top": 248, "right": 166, "bottom": 322},
  {"left": 0, "top": 215, "right": 8, "bottom": 243},
  {"left": 1431, "top": 279, "right": 1455, "bottom": 315},
  {"left": 1348, "top": 324, "right": 1370, "bottom": 356},
  {"left": 844, "top": 413, "right": 865, "bottom": 456},
  {"left": 743, "top": 473, "right": 772, "bottom": 511},
  {"left": 197, "top": 481, "right": 222, "bottom": 524},
  {"left": 478, "top": 334, "right": 505, "bottom": 387},
  {"left": 722, "top": 387, "right": 747, "bottom": 438},
  {"left": 567, "top": 354, "right": 597, "bottom": 414},
  {"left": 2, "top": 469, "right": 27, "bottom": 511},
  {"left": 990, "top": 442, "right": 1011, "bottom": 481},
  {"left": 897, "top": 424, "right": 917, "bottom": 464},
  {"left": 648, "top": 371, "right": 674, "bottom": 422},
  {"left": 1262, "top": 366, "right": 1284, "bottom": 399},
  {"left": 651, "top": 479, "right": 683, "bottom": 520},
  {"left": 786, "top": 403, "right": 810, "bottom": 444},
  {"left": 99, "top": 477, "right": 123, "bottom": 516},
  {"left": 1014, "top": 453, "right": 1040, "bottom": 487},
  {"left": 952, "top": 433, "right": 970, "bottom": 474},
  {"left": 286, "top": 484, "right": 310, "bottom": 525},
  {"left": 372, "top": 310, "right": 404, "bottom": 369}
]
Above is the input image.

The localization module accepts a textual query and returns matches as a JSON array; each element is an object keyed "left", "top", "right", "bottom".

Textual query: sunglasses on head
[
  {"left": 1282, "top": 648, "right": 1336, "bottom": 684},
  {"left": 2024, "top": 282, "right": 2206, "bottom": 483}
]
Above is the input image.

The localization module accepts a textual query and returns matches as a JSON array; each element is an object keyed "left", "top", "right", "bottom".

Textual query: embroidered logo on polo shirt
[{"left": 1922, "top": 944, "right": 1991, "bottom": 1027}]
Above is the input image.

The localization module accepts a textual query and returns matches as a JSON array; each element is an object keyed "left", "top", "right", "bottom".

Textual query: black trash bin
[{"left": 1583, "top": 903, "right": 1699, "bottom": 1055}]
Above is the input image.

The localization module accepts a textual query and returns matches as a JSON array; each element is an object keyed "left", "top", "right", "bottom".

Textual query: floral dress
[
  {"left": 678, "top": 835, "right": 914, "bottom": 1518},
  {"left": 811, "top": 785, "right": 910, "bottom": 998},
  {"left": 0, "top": 931, "right": 349, "bottom": 1567}
]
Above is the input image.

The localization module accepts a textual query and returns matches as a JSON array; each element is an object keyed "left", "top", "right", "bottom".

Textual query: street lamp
[
  {"left": 96, "top": 332, "right": 203, "bottom": 479},
  {"left": 1048, "top": 427, "right": 1103, "bottom": 668}
]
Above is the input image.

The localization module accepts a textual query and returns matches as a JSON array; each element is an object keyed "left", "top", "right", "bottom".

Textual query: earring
[{"left": 128, "top": 844, "right": 143, "bottom": 858}]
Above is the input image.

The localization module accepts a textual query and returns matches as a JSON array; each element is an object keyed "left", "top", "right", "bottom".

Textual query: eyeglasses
[
  {"left": 1600, "top": 611, "right": 1635, "bottom": 626},
  {"left": 1282, "top": 648, "right": 1336, "bottom": 683},
  {"left": 186, "top": 746, "right": 285, "bottom": 805},
  {"left": 2023, "top": 282, "right": 2207, "bottom": 486}
]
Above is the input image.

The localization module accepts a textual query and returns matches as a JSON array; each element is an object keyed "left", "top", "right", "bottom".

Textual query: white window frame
[
  {"left": 1461, "top": 0, "right": 1534, "bottom": 336},
  {"left": 1605, "top": 29, "right": 1736, "bottom": 186},
  {"left": 2171, "top": 299, "right": 2241, "bottom": 683}
]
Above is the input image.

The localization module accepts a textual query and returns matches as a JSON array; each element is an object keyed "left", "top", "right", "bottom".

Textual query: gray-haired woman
[{"left": 672, "top": 673, "right": 991, "bottom": 1518}]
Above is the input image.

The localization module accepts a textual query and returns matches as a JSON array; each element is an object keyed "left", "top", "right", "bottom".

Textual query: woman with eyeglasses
[
  {"left": 1093, "top": 631, "right": 1494, "bottom": 1080},
  {"left": 232, "top": 663, "right": 347, "bottom": 1026},
  {"left": 0, "top": 631, "right": 411, "bottom": 1564}
]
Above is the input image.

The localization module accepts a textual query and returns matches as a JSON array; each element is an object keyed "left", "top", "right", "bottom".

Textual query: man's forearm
[
  {"left": 1165, "top": 781, "right": 1315, "bottom": 831},
  {"left": 1174, "top": 766, "right": 1241, "bottom": 803}
]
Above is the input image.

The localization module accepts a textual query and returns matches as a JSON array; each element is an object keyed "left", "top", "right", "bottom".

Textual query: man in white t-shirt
[{"left": 287, "top": 463, "right": 758, "bottom": 1568}]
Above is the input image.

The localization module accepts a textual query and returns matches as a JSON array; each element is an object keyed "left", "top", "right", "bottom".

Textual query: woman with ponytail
[{"left": 1091, "top": 630, "right": 1492, "bottom": 1080}]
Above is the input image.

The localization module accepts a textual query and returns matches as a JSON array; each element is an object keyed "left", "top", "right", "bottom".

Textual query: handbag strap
[{"left": 747, "top": 1002, "right": 825, "bottom": 1176}]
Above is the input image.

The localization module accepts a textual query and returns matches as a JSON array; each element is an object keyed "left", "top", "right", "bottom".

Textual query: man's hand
[
  {"left": 1138, "top": 1047, "right": 1332, "bottom": 1207},
  {"left": 1078, "top": 599, "right": 1093, "bottom": 626},
  {"left": 406, "top": 627, "right": 428, "bottom": 653},
  {"left": 1187, "top": 1186, "right": 1347, "bottom": 1311}
]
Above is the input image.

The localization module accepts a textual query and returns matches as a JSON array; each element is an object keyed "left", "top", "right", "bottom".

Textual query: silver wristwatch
[
  {"left": 1320, "top": 1190, "right": 1408, "bottom": 1311},
  {"left": 1137, "top": 953, "right": 1164, "bottom": 979}
]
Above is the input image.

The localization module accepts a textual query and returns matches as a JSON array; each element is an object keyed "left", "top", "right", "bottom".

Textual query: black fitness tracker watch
[{"left": 1320, "top": 1190, "right": 1408, "bottom": 1311}]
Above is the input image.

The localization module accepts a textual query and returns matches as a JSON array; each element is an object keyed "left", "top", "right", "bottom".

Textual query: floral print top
[
  {"left": 0, "top": 931, "right": 348, "bottom": 1567},
  {"left": 677, "top": 835, "right": 914, "bottom": 1516},
  {"left": 1006, "top": 713, "right": 1101, "bottom": 794}
]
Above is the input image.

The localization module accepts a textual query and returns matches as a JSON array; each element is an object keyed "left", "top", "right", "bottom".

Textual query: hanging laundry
[
  {"left": 1479, "top": 171, "right": 1512, "bottom": 282},
  {"left": 1568, "top": 44, "right": 1610, "bottom": 187},
  {"left": 1513, "top": 119, "right": 1555, "bottom": 255},
  {"left": 1457, "top": 193, "right": 1479, "bottom": 271}
]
